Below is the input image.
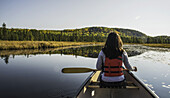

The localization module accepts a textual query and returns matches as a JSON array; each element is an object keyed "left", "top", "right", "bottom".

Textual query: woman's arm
[
  {"left": 122, "top": 51, "right": 135, "bottom": 71},
  {"left": 96, "top": 51, "right": 103, "bottom": 70}
]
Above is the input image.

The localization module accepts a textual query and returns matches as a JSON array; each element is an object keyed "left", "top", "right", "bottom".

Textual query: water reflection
[
  {"left": 1, "top": 55, "right": 10, "bottom": 64},
  {"left": 130, "top": 51, "right": 170, "bottom": 98},
  {"left": 0, "top": 54, "right": 95, "bottom": 98},
  {"left": 0, "top": 45, "right": 144, "bottom": 64},
  {"left": 0, "top": 45, "right": 170, "bottom": 98},
  {"left": 1, "top": 45, "right": 170, "bottom": 64},
  {"left": 0, "top": 46, "right": 99, "bottom": 64}
]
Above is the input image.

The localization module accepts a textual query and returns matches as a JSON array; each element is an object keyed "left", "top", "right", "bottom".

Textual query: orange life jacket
[{"left": 103, "top": 56, "right": 123, "bottom": 77}]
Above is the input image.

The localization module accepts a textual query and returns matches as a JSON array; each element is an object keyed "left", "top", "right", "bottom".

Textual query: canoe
[{"left": 75, "top": 70, "right": 159, "bottom": 98}]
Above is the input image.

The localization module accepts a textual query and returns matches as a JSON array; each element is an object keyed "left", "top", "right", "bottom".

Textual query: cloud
[{"left": 135, "top": 16, "right": 141, "bottom": 20}]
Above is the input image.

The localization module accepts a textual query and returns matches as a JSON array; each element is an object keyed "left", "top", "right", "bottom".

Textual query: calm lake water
[{"left": 0, "top": 45, "right": 169, "bottom": 98}]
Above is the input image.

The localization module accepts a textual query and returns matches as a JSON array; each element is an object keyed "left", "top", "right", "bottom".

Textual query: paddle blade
[{"left": 62, "top": 68, "right": 97, "bottom": 73}]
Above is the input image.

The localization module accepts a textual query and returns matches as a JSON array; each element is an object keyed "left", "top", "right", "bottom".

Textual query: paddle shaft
[{"left": 62, "top": 67, "right": 129, "bottom": 73}]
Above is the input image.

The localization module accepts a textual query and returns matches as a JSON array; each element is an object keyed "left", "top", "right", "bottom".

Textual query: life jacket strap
[
  {"left": 103, "top": 66, "right": 123, "bottom": 68},
  {"left": 103, "top": 71, "right": 123, "bottom": 73},
  {"left": 116, "top": 57, "right": 122, "bottom": 61}
]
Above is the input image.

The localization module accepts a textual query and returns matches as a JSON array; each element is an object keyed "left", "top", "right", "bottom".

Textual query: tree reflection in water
[
  {"left": 0, "top": 46, "right": 144, "bottom": 64},
  {"left": 0, "top": 46, "right": 102, "bottom": 64},
  {"left": 1, "top": 55, "right": 9, "bottom": 64}
]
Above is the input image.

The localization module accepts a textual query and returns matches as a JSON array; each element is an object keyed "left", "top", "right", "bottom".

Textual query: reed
[
  {"left": 143, "top": 44, "right": 170, "bottom": 48},
  {"left": 0, "top": 41, "right": 104, "bottom": 50}
]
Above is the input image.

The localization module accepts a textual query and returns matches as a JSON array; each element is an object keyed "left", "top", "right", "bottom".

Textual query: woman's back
[
  {"left": 96, "top": 50, "right": 133, "bottom": 82},
  {"left": 96, "top": 32, "right": 136, "bottom": 82}
]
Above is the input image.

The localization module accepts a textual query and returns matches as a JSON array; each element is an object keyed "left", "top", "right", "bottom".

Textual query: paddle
[
  {"left": 62, "top": 67, "right": 129, "bottom": 73},
  {"left": 62, "top": 67, "right": 98, "bottom": 73}
]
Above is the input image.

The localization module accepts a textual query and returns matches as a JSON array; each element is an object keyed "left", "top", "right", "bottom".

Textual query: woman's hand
[{"left": 133, "top": 66, "right": 137, "bottom": 72}]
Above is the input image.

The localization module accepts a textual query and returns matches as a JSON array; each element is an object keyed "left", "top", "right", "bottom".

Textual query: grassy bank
[
  {"left": 143, "top": 44, "right": 170, "bottom": 48},
  {"left": 0, "top": 41, "right": 104, "bottom": 50},
  {"left": 0, "top": 41, "right": 169, "bottom": 50},
  {"left": 124, "top": 43, "right": 170, "bottom": 48}
]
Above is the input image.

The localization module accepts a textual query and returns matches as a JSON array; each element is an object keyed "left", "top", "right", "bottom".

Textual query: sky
[{"left": 0, "top": 0, "right": 170, "bottom": 36}]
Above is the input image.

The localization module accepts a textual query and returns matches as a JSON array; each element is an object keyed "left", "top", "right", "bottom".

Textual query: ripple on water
[
  {"left": 164, "top": 74, "right": 169, "bottom": 77},
  {"left": 136, "top": 51, "right": 170, "bottom": 66},
  {"left": 162, "top": 85, "right": 170, "bottom": 89},
  {"left": 142, "top": 79, "right": 147, "bottom": 82},
  {"left": 145, "top": 83, "right": 154, "bottom": 89},
  {"left": 48, "top": 88, "right": 77, "bottom": 98}
]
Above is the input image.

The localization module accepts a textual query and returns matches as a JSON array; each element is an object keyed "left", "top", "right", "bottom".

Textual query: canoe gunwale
[
  {"left": 127, "top": 71, "right": 159, "bottom": 98},
  {"left": 75, "top": 71, "right": 159, "bottom": 98},
  {"left": 74, "top": 72, "right": 95, "bottom": 98}
]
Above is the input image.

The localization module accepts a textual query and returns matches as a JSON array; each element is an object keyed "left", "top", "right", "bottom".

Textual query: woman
[{"left": 96, "top": 32, "right": 137, "bottom": 82}]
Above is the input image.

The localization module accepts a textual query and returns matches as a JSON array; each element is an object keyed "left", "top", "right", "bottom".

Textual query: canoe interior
[{"left": 76, "top": 71, "right": 159, "bottom": 98}]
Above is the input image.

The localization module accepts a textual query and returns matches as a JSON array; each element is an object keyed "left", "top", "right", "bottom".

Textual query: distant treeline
[{"left": 0, "top": 23, "right": 169, "bottom": 43}]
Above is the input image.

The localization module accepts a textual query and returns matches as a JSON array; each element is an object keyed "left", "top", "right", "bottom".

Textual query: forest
[{"left": 0, "top": 23, "right": 169, "bottom": 44}]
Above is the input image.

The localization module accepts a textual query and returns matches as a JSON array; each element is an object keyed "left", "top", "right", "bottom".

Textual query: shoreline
[
  {"left": 0, "top": 42, "right": 169, "bottom": 59},
  {"left": 0, "top": 41, "right": 104, "bottom": 50},
  {"left": 0, "top": 41, "right": 169, "bottom": 51},
  {"left": 0, "top": 44, "right": 103, "bottom": 56},
  {"left": 143, "top": 44, "right": 170, "bottom": 48}
]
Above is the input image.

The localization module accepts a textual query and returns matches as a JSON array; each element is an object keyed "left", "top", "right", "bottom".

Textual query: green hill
[
  {"left": 74, "top": 27, "right": 147, "bottom": 38},
  {"left": 0, "top": 24, "right": 169, "bottom": 44},
  {"left": 114, "top": 28, "right": 147, "bottom": 37}
]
